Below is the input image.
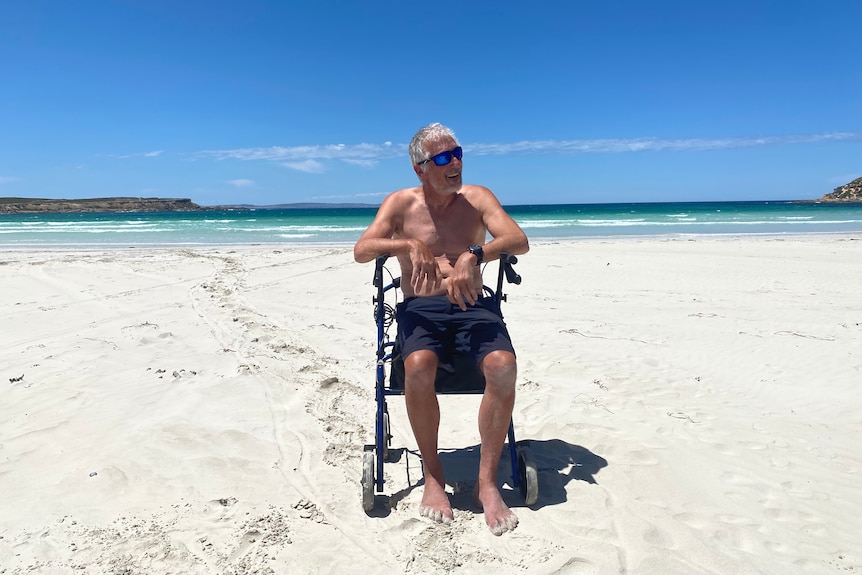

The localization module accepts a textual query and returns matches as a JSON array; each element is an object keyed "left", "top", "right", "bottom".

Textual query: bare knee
[
  {"left": 404, "top": 350, "right": 438, "bottom": 390},
  {"left": 480, "top": 351, "right": 517, "bottom": 395}
]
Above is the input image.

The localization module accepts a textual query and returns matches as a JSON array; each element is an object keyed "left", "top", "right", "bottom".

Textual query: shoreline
[
  {"left": 1, "top": 230, "right": 861, "bottom": 253},
  {"left": 2, "top": 237, "right": 860, "bottom": 573},
  {"left": 3, "top": 201, "right": 861, "bottom": 249}
]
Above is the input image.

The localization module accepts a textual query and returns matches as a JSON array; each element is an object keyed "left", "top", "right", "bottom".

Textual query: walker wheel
[
  {"left": 517, "top": 444, "right": 539, "bottom": 505},
  {"left": 361, "top": 450, "right": 375, "bottom": 511}
]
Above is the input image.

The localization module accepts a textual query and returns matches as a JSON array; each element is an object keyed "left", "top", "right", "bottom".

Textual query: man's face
[{"left": 416, "top": 137, "right": 463, "bottom": 194}]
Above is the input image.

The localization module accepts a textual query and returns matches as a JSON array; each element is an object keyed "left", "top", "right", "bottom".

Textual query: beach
[{"left": 1, "top": 236, "right": 860, "bottom": 574}]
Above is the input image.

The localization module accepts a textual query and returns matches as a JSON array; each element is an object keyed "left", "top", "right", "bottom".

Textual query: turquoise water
[{"left": 1, "top": 201, "right": 861, "bottom": 248}]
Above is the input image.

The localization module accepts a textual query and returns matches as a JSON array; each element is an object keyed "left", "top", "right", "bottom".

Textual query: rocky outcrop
[
  {"left": 819, "top": 177, "right": 862, "bottom": 202},
  {"left": 0, "top": 197, "right": 207, "bottom": 214}
]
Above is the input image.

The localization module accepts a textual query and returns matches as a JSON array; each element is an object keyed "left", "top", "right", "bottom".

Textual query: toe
[{"left": 489, "top": 512, "right": 519, "bottom": 536}]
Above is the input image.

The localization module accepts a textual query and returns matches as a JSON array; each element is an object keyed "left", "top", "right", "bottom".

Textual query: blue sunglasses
[{"left": 418, "top": 146, "right": 463, "bottom": 167}]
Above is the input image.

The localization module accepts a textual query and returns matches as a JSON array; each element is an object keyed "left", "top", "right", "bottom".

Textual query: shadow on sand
[{"left": 365, "top": 438, "right": 607, "bottom": 517}]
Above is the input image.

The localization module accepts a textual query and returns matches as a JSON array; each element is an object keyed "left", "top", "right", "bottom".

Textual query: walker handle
[
  {"left": 501, "top": 254, "right": 521, "bottom": 285},
  {"left": 373, "top": 254, "right": 389, "bottom": 287}
]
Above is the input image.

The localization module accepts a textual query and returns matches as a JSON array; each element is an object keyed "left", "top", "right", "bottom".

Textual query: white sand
[{"left": 1, "top": 237, "right": 860, "bottom": 574}]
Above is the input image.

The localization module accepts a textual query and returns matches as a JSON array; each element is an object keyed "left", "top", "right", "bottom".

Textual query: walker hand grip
[
  {"left": 499, "top": 253, "right": 521, "bottom": 285},
  {"left": 504, "top": 264, "right": 521, "bottom": 285},
  {"left": 373, "top": 255, "right": 390, "bottom": 287}
]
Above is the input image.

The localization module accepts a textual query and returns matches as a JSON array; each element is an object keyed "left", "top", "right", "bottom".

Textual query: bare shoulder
[
  {"left": 380, "top": 186, "right": 422, "bottom": 213},
  {"left": 459, "top": 184, "right": 505, "bottom": 211},
  {"left": 460, "top": 184, "right": 526, "bottom": 249}
]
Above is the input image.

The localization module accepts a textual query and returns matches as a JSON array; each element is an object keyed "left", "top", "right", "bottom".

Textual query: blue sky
[{"left": 1, "top": 1, "right": 859, "bottom": 206}]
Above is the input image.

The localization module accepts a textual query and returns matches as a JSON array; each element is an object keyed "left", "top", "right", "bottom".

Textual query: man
[{"left": 354, "top": 123, "right": 529, "bottom": 536}]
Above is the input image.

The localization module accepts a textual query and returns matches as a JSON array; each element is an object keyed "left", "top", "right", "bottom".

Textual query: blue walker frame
[{"left": 362, "top": 253, "right": 538, "bottom": 511}]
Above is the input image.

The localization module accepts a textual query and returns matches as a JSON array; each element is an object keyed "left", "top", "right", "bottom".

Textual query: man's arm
[
  {"left": 468, "top": 186, "right": 529, "bottom": 264},
  {"left": 353, "top": 192, "right": 443, "bottom": 294},
  {"left": 446, "top": 186, "right": 529, "bottom": 310},
  {"left": 353, "top": 193, "right": 407, "bottom": 263}
]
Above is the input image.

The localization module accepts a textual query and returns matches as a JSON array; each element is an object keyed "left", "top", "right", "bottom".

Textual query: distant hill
[
  {"left": 0, "top": 197, "right": 214, "bottom": 214},
  {"left": 0, "top": 198, "right": 382, "bottom": 214},
  {"left": 817, "top": 177, "right": 862, "bottom": 202}
]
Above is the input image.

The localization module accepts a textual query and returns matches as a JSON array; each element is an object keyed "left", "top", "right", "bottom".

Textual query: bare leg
[
  {"left": 403, "top": 350, "right": 453, "bottom": 524},
  {"left": 476, "top": 350, "right": 519, "bottom": 535}
]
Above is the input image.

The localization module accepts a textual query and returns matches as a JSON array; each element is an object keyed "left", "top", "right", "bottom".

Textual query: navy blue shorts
[{"left": 395, "top": 295, "right": 515, "bottom": 369}]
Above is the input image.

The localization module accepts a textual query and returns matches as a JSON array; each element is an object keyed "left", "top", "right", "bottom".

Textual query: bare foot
[
  {"left": 419, "top": 477, "right": 453, "bottom": 524},
  {"left": 476, "top": 482, "right": 518, "bottom": 536}
]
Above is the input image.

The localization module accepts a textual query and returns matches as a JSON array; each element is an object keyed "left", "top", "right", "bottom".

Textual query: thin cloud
[
  {"left": 191, "top": 131, "right": 861, "bottom": 171},
  {"left": 468, "top": 131, "right": 862, "bottom": 155},
  {"left": 194, "top": 142, "right": 402, "bottom": 168},
  {"left": 0, "top": 176, "right": 20, "bottom": 184},
  {"left": 342, "top": 159, "right": 379, "bottom": 168},
  {"left": 282, "top": 159, "right": 326, "bottom": 173},
  {"left": 106, "top": 150, "right": 164, "bottom": 159},
  {"left": 228, "top": 179, "right": 254, "bottom": 188}
]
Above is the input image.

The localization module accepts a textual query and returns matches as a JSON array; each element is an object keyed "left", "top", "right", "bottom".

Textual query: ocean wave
[
  {"left": 519, "top": 218, "right": 862, "bottom": 228},
  {"left": 0, "top": 227, "right": 169, "bottom": 234},
  {"left": 233, "top": 226, "right": 369, "bottom": 233},
  {"left": 518, "top": 218, "right": 648, "bottom": 227},
  {"left": 39, "top": 221, "right": 162, "bottom": 227}
]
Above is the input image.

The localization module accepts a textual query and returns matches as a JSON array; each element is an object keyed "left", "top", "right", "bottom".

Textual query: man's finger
[
  {"left": 463, "top": 289, "right": 477, "bottom": 308},
  {"left": 455, "top": 294, "right": 467, "bottom": 311}
]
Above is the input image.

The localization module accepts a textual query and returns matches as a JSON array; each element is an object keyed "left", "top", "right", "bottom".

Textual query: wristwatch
[{"left": 467, "top": 244, "right": 484, "bottom": 266}]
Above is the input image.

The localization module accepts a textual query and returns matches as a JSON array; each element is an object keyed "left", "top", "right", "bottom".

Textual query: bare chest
[{"left": 401, "top": 207, "right": 483, "bottom": 258}]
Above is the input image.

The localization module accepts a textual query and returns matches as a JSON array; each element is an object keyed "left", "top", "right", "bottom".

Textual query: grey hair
[{"left": 408, "top": 123, "right": 459, "bottom": 166}]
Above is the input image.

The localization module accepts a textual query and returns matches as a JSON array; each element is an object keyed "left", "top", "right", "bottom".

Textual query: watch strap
[{"left": 468, "top": 244, "right": 484, "bottom": 266}]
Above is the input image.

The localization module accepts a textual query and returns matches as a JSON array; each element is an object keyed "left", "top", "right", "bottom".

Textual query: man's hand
[
  {"left": 409, "top": 240, "right": 443, "bottom": 295},
  {"left": 447, "top": 252, "right": 480, "bottom": 311}
]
